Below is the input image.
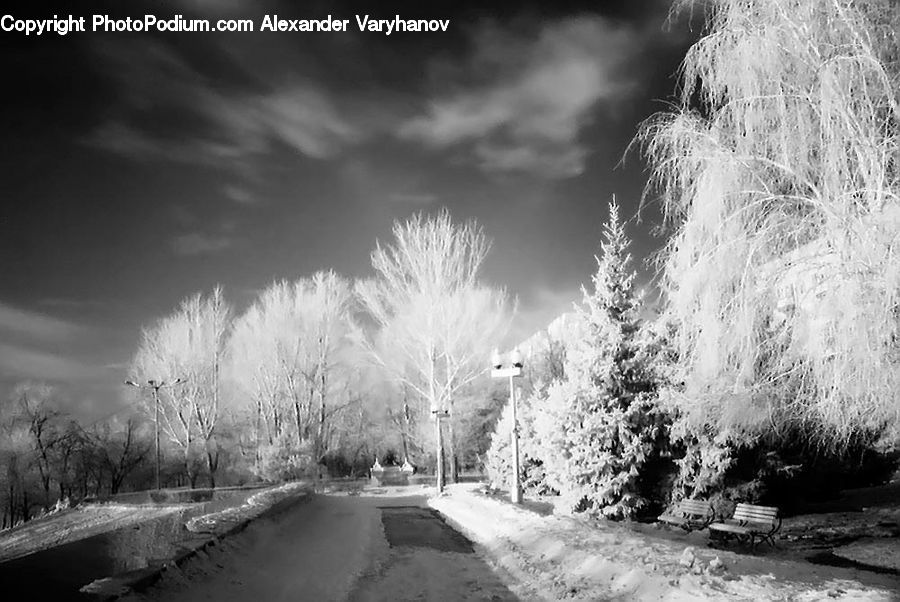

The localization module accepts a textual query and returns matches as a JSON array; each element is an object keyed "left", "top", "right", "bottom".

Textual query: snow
[
  {"left": 0, "top": 503, "right": 191, "bottom": 564},
  {"left": 185, "top": 482, "right": 310, "bottom": 535},
  {"left": 429, "top": 483, "right": 900, "bottom": 601},
  {"left": 8, "top": 481, "right": 898, "bottom": 601}
]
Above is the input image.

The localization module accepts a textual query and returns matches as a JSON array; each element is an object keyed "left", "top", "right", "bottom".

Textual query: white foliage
[{"left": 639, "top": 0, "right": 900, "bottom": 445}]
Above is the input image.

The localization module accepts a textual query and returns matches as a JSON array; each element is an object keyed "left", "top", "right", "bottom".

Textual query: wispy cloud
[
  {"left": 171, "top": 232, "right": 235, "bottom": 256},
  {"left": 0, "top": 342, "right": 99, "bottom": 383},
  {"left": 222, "top": 184, "right": 258, "bottom": 205},
  {"left": 0, "top": 301, "right": 103, "bottom": 385},
  {"left": 387, "top": 192, "right": 439, "bottom": 205},
  {"left": 400, "top": 17, "right": 643, "bottom": 178},
  {"left": 0, "top": 302, "right": 85, "bottom": 342},
  {"left": 86, "top": 38, "right": 361, "bottom": 171},
  {"left": 255, "top": 85, "right": 360, "bottom": 159},
  {"left": 339, "top": 159, "right": 440, "bottom": 206}
]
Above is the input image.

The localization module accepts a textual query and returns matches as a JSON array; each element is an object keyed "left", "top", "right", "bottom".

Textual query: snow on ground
[
  {"left": 184, "top": 482, "right": 311, "bottom": 535},
  {"left": 430, "top": 483, "right": 900, "bottom": 601},
  {"left": 0, "top": 503, "right": 191, "bottom": 564},
  {"left": 0, "top": 483, "right": 302, "bottom": 569}
]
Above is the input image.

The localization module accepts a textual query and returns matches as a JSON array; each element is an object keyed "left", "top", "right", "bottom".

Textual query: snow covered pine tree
[{"left": 534, "top": 201, "right": 670, "bottom": 519}]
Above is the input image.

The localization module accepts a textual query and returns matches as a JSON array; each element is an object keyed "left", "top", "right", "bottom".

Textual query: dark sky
[{"left": 0, "top": 0, "right": 698, "bottom": 417}]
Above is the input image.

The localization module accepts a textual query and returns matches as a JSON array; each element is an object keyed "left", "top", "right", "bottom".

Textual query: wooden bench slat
[
  {"left": 709, "top": 504, "right": 782, "bottom": 549},
  {"left": 735, "top": 507, "right": 778, "bottom": 515},
  {"left": 734, "top": 505, "right": 778, "bottom": 517},
  {"left": 734, "top": 512, "right": 778, "bottom": 522},
  {"left": 709, "top": 522, "right": 747, "bottom": 534},
  {"left": 735, "top": 503, "right": 778, "bottom": 512},
  {"left": 732, "top": 512, "right": 778, "bottom": 523},
  {"left": 657, "top": 498, "right": 714, "bottom": 532}
]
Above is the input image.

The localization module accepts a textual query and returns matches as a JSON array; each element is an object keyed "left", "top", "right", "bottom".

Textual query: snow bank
[
  {"left": 0, "top": 504, "right": 189, "bottom": 564},
  {"left": 430, "top": 484, "right": 899, "bottom": 601},
  {"left": 185, "top": 481, "right": 310, "bottom": 535}
]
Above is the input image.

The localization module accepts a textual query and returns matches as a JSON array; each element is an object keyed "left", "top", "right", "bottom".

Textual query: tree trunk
[
  {"left": 316, "top": 389, "right": 327, "bottom": 464},
  {"left": 184, "top": 443, "right": 197, "bottom": 489},
  {"left": 400, "top": 431, "right": 409, "bottom": 464},
  {"left": 39, "top": 470, "right": 51, "bottom": 509},
  {"left": 294, "top": 399, "right": 303, "bottom": 446},
  {"left": 434, "top": 415, "right": 445, "bottom": 491},
  {"left": 7, "top": 484, "right": 14, "bottom": 527},
  {"left": 400, "top": 399, "right": 411, "bottom": 461},
  {"left": 255, "top": 400, "right": 262, "bottom": 475},
  {"left": 207, "top": 448, "right": 218, "bottom": 489},
  {"left": 447, "top": 403, "right": 459, "bottom": 483}
]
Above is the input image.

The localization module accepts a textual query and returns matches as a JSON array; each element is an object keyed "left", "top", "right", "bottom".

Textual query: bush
[
  {"left": 483, "top": 389, "right": 554, "bottom": 496},
  {"left": 254, "top": 434, "right": 315, "bottom": 482},
  {"left": 669, "top": 421, "right": 900, "bottom": 515}
]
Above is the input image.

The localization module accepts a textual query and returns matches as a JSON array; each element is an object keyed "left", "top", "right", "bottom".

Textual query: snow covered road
[{"left": 124, "top": 487, "right": 517, "bottom": 602}]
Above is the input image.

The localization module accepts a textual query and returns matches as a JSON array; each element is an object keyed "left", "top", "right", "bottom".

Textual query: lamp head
[
  {"left": 510, "top": 346, "right": 524, "bottom": 369},
  {"left": 491, "top": 348, "right": 502, "bottom": 370}
]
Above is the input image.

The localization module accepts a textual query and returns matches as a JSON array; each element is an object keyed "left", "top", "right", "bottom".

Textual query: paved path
[{"left": 126, "top": 488, "right": 517, "bottom": 602}]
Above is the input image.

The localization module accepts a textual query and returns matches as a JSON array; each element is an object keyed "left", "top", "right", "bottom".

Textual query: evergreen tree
[
  {"left": 533, "top": 201, "right": 670, "bottom": 519},
  {"left": 484, "top": 383, "right": 557, "bottom": 496}
]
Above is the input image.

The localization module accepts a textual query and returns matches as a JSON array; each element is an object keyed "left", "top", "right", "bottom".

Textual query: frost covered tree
[
  {"left": 228, "top": 272, "right": 357, "bottom": 480},
  {"left": 131, "top": 288, "right": 231, "bottom": 487},
  {"left": 532, "top": 202, "right": 670, "bottom": 519},
  {"left": 639, "top": 0, "right": 900, "bottom": 448},
  {"left": 356, "top": 210, "right": 510, "bottom": 487},
  {"left": 484, "top": 396, "right": 515, "bottom": 489}
]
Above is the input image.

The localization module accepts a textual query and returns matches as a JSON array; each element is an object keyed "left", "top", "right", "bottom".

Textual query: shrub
[{"left": 254, "top": 433, "right": 315, "bottom": 482}]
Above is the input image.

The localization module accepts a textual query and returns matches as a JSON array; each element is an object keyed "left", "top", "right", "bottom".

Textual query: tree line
[
  {"left": 127, "top": 211, "right": 513, "bottom": 490},
  {"left": 485, "top": 0, "right": 900, "bottom": 521},
  {"left": 1, "top": 210, "right": 512, "bottom": 526},
  {"left": 1, "top": 382, "right": 151, "bottom": 527}
]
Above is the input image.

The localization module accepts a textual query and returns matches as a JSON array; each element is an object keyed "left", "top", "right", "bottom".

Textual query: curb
[{"left": 80, "top": 486, "right": 314, "bottom": 600}]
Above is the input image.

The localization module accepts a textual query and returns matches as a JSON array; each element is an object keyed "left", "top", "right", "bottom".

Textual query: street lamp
[
  {"left": 491, "top": 347, "right": 524, "bottom": 504},
  {"left": 431, "top": 404, "right": 450, "bottom": 493},
  {"left": 125, "top": 378, "right": 182, "bottom": 491}
]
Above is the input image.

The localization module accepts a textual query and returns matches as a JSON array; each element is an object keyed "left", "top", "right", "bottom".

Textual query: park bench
[
  {"left": 657, "top": 498, "right": 715, "bottom": 532},
  {"left": 708, "top": 503, "right": 781, "bottom": 548}
]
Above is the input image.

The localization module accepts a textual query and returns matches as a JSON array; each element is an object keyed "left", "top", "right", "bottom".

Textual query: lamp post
[
  {"left": 125, "top": 378, "right": 182, "bottom": 491},
  {"left": 491, "top": 347, "right": 524, "bottom": 504},
  {"left": 432, "top": 406, "right": 449, "bottom": 493}
]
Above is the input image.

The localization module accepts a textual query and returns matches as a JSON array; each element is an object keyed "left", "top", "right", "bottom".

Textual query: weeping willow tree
[{"left": 639, "top": 0, "right": 900, "bottom": 448}]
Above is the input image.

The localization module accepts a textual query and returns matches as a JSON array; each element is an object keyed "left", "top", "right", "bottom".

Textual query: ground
[
  {"left": 432, "top": 483, "right": 900, "bottom": 601},
  {"left": 0, "top": 483, "right": 294, "bottom": 599},
  {"left": 2, "top": 480, "right": 899, "bottom": 600},
  {"left": 0, "top": 503, "right": 191, "bottom": 565},
  {"left": 122, "top": 485, "right": 516, "bottom": 602}
]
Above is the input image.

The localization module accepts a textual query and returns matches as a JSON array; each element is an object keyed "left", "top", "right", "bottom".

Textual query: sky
[{"left": 0, "top": 0, "right": 699, "bottom": 418}]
